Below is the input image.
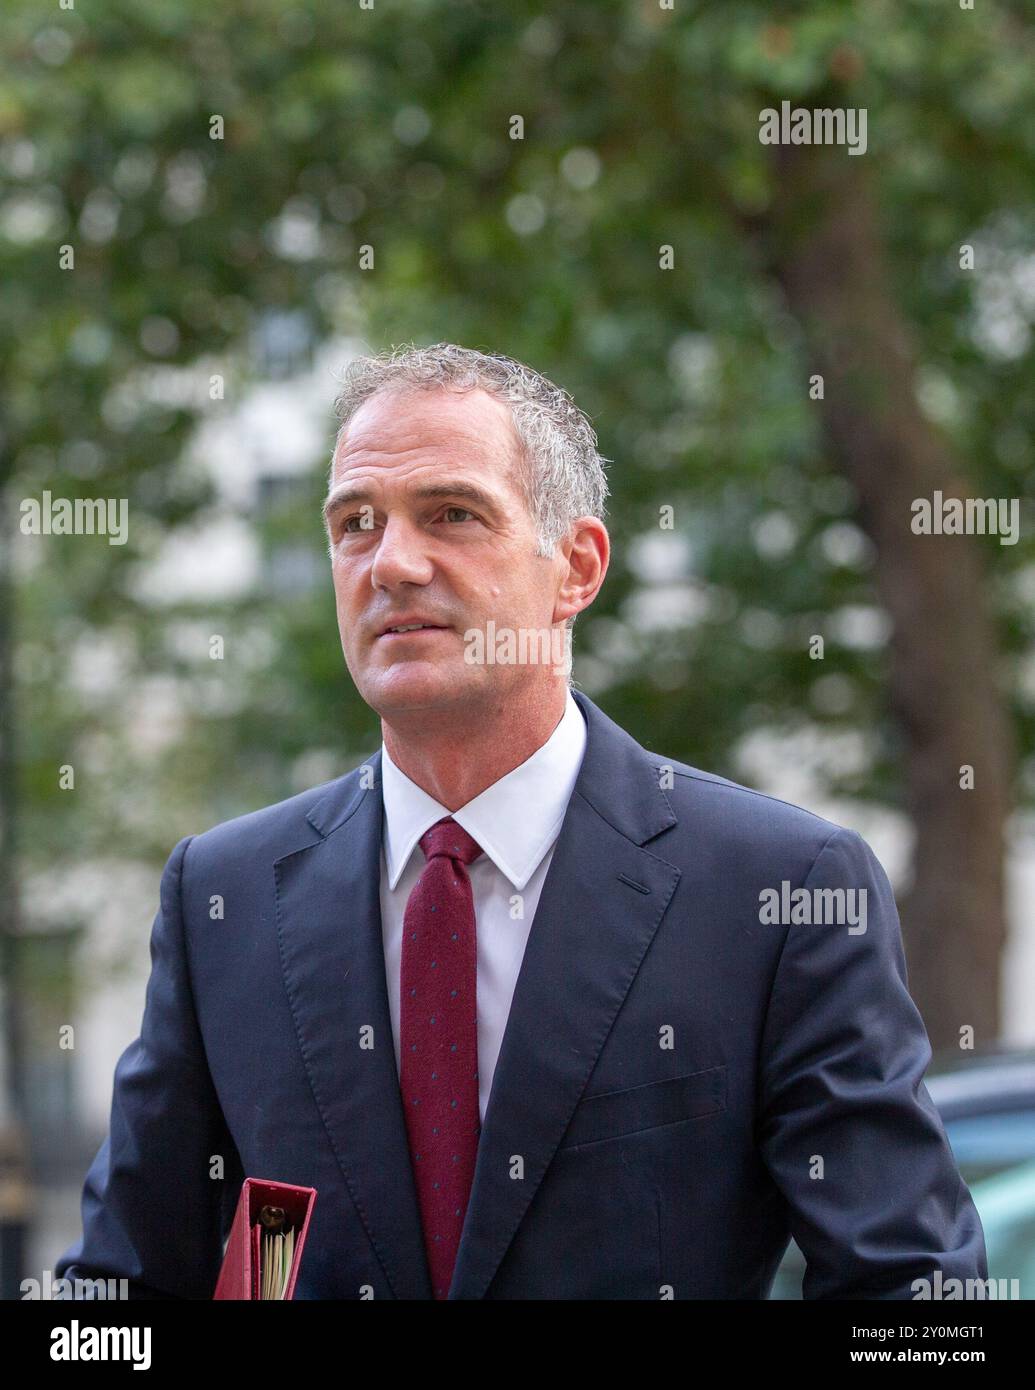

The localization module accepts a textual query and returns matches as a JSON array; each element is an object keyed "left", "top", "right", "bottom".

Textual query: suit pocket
[{"left": 559, "top": 1064, "right": 727, "bottom": 1150}]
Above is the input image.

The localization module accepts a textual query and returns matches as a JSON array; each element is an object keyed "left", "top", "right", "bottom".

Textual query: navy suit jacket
[{"left": 57, "top": 689, "right": 986, "bottom": 1299}]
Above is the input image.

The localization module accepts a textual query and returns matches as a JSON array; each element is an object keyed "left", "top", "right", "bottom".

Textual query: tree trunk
[{"left": 752, "top": 141, "right": 1013, "bottom": 1051}]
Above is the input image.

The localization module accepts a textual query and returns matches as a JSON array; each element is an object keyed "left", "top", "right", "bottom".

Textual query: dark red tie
[{"left": 400, "top": 816, "right": 483, "bottom": 1299}]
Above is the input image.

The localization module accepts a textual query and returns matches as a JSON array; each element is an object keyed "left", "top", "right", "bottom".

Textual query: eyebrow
[{"left": 322, "top": 479, "right": 501, "bottom": 528}]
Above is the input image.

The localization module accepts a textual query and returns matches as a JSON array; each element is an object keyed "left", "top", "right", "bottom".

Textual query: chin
[{"left": 365, "top": 663, "right": 481, "bottom": 717}]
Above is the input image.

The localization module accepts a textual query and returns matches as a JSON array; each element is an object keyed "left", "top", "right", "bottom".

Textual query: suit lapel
[
  {"left": 448, "top": 690, "right": 682, "bottom": 1298},
  {"left": 275, "top": 691, "right": 682, "bottom": 1301},
  {"left": 275, "top": 756, "right": 433, "bottom": 1300}
]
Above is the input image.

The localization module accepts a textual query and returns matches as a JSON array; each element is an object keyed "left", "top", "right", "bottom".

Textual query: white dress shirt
[{"left": 379, "top": 690, "right": 588, "bottom": 1125}]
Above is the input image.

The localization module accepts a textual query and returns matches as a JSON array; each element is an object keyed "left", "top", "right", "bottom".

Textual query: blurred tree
[{"left": 2, "top": 0, "right": 1033, "bottom": 1052}]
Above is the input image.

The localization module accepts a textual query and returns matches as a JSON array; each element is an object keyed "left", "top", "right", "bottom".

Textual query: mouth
[{"left": 377, "top": 622, "right": 451, "bottom": 639}]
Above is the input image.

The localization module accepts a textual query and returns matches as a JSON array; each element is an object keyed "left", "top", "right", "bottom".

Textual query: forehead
[{"left": 332, "top": 385, "right": 521, "bottom": 486}]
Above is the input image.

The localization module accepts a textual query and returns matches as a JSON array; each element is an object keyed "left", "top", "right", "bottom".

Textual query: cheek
[
  {"left": 331, "top": 578, "right": 349, "bottom": 619},
  {"left": 331, "top": 560, "right": 361, "bottom": 605},
  {"left": 332, "top": 585, "right": 364, "bottom": 644}
]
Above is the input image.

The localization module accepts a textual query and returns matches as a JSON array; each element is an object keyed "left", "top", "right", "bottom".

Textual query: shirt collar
[{"left": 380, "top": 689, "right": 587, "bottom": 892}]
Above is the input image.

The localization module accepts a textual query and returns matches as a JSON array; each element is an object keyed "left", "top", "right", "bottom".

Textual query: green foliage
[{"left": 2, "top": 0, "right": 1033, "bottom": 880}]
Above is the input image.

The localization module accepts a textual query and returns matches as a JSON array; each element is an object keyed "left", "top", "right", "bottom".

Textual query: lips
[{"left": 377, "top": 620, "right": 450, "bottom": 637}]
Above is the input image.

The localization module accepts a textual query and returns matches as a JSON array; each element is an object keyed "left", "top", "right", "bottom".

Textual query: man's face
[{"left": 324, "top": 385, "right": 567, "bottom": 722}]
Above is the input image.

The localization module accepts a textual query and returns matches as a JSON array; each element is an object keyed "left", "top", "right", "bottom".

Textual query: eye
[
  {"left": 442, "top": 506, "right": 475, "bottom": 523},
  {"left": 341, "top": 514, "right": 367, "bottom": 534}
]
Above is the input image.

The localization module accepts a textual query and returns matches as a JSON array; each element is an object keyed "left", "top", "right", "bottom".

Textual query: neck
[{"left": 382, "top": 684, "right": 569, "bottom": 810}]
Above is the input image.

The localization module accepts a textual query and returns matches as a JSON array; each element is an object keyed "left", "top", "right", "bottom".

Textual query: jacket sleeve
[
  {"left": 54, "top": 834, "right": 241, "bottom": 1299},
  {"left": 757, "top": 825, "right": 987, "bottom": 1299}
]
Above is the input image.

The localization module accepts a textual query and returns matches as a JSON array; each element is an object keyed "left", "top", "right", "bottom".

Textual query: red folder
[{"left": 213, "top": 1177, "right": 317, "bottom": 1300}]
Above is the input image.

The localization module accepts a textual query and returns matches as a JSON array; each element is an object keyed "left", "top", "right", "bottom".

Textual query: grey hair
[{"left": 328, "top": 343, "right": 610, "bottom": 581}]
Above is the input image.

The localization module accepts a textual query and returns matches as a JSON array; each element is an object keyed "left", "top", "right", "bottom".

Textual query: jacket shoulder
[{"left": 644, "top": 752, "right": 850, "bottom": 858}]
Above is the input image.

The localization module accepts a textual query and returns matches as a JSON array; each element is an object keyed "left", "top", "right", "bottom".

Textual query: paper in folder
[{"left": 213, "top": 1177, "right": 317, "bottom": 1300}]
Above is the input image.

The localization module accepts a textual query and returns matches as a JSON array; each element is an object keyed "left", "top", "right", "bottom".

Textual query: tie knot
[{"left": 419, "top": 816, "right": 484, "bottom": 867}]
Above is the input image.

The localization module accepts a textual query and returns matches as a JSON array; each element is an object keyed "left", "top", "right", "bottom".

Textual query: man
[{"left": 56, "top": 342, "right": 986, "bottom": 1299}]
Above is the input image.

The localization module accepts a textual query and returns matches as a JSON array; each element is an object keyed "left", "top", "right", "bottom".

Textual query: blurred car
[{"left": 767, "top": 1046, "right": 1035, "bottom": 1298}]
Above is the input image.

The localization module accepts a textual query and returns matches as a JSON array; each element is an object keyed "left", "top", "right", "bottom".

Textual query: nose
[{"left": 370, "top": 513, "right": 434, "bottom": 593}]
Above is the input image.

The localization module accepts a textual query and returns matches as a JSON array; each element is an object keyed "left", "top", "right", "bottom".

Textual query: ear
[{"left": 553, "top": 518, "right": 609, "bottom": 625}]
